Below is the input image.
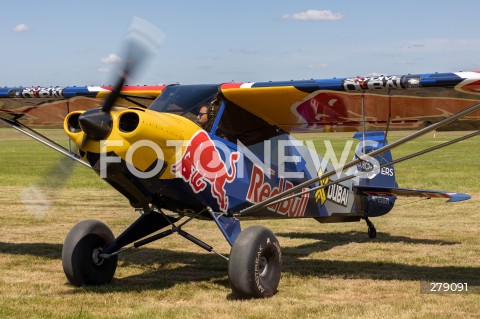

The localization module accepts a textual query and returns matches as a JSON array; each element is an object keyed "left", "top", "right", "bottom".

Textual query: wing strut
[
  {"left": 237, "top": 101, "right": 480, "bottom": 216},
  {"left": 381, "top": 90, "right": 393, "bottom": 161},
  {"left": 0, "top": 118, "right": 91, "bottom": 169},
  {"left": 361, "top": 93, "right": 366, "bottom": 151}
]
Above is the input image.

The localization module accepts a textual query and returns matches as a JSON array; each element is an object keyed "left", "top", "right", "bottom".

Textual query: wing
[
  {"left": 220, "top": 72, "right": 480, "bottom": 132},
  {"left": 0, "top": 85, "right": 165, "bottom": 126},
  {"left": 354, "top": 186, "right": 471, "bottom": 203}
]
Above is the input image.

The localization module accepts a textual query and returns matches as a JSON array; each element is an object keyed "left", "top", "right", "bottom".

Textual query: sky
[{"left": 2, "top": 0, "right": 480, "bottom": 87}]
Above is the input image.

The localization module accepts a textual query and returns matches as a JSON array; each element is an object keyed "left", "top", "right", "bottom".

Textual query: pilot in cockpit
[
  {"left": 196, "top": 97, "right": 231, "bottom": 141},
  {"left": 196, "top": 104, "right": 210, "bottom": 129},
  {"left": 196, "top": 95, "right": 220, "bottom": 132}
]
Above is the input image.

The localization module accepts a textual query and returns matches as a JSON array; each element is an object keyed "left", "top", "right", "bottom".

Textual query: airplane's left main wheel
[
  {"left": 62, "top": 219, "right": 118, "bottom": 286},
  {"left": 228, "top": 225, "right": 282, "bottom": 299}
]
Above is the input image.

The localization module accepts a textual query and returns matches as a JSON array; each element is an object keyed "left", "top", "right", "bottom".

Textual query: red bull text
[{"left": 246, "top": 165, "right": 309, "bottom": 217}]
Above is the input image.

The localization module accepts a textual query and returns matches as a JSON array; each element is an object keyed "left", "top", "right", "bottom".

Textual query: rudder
[{"left": 352, "top": 131, "right": 397, "bottom": 188}]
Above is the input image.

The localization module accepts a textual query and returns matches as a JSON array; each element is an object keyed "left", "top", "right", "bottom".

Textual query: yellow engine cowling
[{"left": 64, "top": 107, "right": 201, "bottom": 179}]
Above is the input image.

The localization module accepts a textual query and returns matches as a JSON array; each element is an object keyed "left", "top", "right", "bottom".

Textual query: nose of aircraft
[{"left": 78, "top": 109, "right": 113, "bottom": 141}]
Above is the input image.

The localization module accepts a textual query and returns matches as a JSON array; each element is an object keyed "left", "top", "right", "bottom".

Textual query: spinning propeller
[
  {"left": 78, "top": 17, "right": 165, "bottom": 144},
  {"left": 21, "top": 18, "right": 165, "bottom": 217}
]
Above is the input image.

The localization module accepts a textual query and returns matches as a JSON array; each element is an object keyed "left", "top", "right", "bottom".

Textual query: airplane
[{"left": 1, "top": 18, "right": 480, "bottom": 299}]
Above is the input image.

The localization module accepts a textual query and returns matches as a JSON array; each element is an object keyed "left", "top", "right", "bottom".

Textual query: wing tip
[{"left": 446, "top": 193, "right": 471, "bottom": 203}]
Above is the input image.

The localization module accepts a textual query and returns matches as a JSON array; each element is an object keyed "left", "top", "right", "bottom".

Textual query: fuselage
[{"left": 64, "top": 84, "right": 396, "bottom": 221}]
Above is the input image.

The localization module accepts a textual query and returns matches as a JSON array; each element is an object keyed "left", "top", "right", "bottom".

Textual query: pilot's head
[{"left": 197, "top": 105, "right": 209, "bottom": 128}]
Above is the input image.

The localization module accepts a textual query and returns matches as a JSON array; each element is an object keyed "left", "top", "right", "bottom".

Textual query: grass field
[{"left": 0, "top": 128, "right": 479, "bottom": 318}]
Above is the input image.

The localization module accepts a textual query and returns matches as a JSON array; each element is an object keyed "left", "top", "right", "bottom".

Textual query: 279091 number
[
  {"left": 430, "top": 282, "right": 467, "bottom": 292},
  {"left": 420, "top": 282, "right": 470, "bottom": 294}
]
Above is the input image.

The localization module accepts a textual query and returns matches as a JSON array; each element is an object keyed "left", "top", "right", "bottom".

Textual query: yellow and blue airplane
[{"left": 1, "top": 20, "right": 480, "bottom": 298}]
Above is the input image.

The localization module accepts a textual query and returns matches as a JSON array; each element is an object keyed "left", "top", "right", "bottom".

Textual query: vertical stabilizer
[
  {"left": 353, "top": 131, "right": 397, "bottom": 188},
  {"left": 353, "top": 131, "right": 397, "bottom": 217}
]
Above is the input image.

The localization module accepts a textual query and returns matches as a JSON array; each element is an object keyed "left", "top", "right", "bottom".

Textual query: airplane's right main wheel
[
  {"left": 228, "top": 225, "right": 282, "bottom": 299},
  {"left": 62, "top": 219, "right": 118, "bottom": 286}
]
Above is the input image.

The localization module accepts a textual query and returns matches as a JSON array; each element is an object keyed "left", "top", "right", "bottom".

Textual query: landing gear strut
[
  {"left": 61, "top": 209, "right": 282, "bottom": 299},
  {"left": 364, "top": 217, "right": 377, "bottom": 239}
]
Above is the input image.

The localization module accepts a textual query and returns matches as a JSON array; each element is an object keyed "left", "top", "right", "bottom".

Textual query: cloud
[
  {"left": 100, "top": 53, "right": 122, "bottom": 64},
  {"left": 97, "top": 67, "right": 110, "bottom": 73},
  {"left": 13, "top": 23, "right": 30, "bottom": 33},
  {"left": 282, "top": 10, "right": 344, "bottom": 21}
]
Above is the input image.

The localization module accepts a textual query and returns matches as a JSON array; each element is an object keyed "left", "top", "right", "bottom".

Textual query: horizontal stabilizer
[{"left": 354, "top": 186, "right": 471, "bottom": 203}]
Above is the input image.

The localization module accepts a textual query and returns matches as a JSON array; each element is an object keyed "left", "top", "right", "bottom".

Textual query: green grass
[
  {"left": 0, "top": 129, "right": 109, "bottom": 190},
  {"left": 0, "top": 128, "right": 479, "bottom": 318}
]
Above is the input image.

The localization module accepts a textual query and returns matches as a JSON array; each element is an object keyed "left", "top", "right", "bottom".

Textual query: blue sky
[{"left": 1, "top": 1, "right": 480, "bottom": 86}]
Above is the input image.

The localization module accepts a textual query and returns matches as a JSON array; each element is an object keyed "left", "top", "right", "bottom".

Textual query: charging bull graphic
[{"left": 171, "top": 130, "right": 239, "bottom": 212}]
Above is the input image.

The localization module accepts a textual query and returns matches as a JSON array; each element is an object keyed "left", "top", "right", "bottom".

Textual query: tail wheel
[
  {"left": 62, "top": 219, "right": 118, "bottom": 286},
  {"left": 228, "top": 225, "right": 282, "bottom": 298}
]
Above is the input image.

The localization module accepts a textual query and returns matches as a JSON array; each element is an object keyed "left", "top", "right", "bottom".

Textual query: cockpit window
[
  {"left": 148, "top": 84, "right": 219, "bottom": 123},
  {"left": 217, "top": 99, "right": 285, "bottom": 146}
]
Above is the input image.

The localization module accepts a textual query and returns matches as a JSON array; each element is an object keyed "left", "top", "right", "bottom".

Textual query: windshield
[{"left": 148, "top": 84, "right": 219, "bottom": 123}]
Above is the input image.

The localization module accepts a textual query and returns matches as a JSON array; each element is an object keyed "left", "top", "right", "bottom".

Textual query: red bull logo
[
  {"left": 246, "top": 165, "right": 309, "bottom": 217},
  {"left": 171, "top": 131, "right": 239, "bottom": 212},
  {"left": 294, "top": 92, "right": 349, "bottom": 128}
]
